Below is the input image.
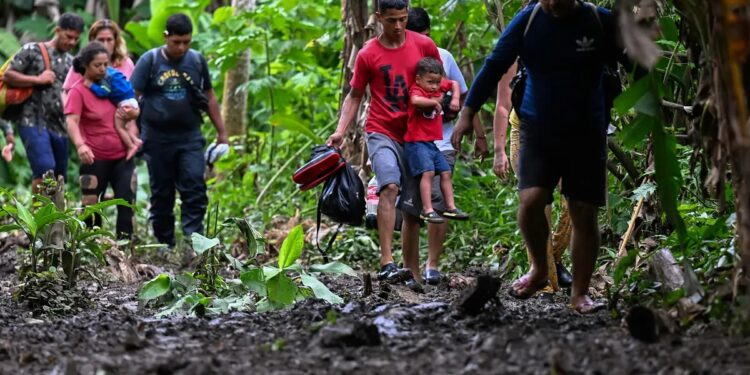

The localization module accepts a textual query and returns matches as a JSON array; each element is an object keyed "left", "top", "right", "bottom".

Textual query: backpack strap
[
  {"left": 523, "top": 3, "right": 542, "bottom": 37},
  {"left": 524, "top": 1, "right": 602, "bottom": 38},
  {"left": 37, "top": 42, "right": 50, "bottom": 71},
  {"left": 584, "top": 2, "right": 603, "bottom": 31}
]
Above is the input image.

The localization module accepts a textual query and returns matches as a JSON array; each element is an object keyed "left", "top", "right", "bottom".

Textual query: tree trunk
[
  {"left": 339, "top": 0, "right": 376, "bottom": 176},
  {"left": 710, "top": 1, "right": 750, "bottom": 313},
  {"left": 221, "top": 0, "right": 255, "bottom": 138}
]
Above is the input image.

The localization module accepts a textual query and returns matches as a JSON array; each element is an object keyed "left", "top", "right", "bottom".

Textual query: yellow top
[{"left": 509, "top": 108, "right": 521, "bottom": 130}]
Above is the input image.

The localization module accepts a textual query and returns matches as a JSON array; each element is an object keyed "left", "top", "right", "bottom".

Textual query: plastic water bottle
[{"left": 365, "top": 176, "right": 378, "bottom": 229}]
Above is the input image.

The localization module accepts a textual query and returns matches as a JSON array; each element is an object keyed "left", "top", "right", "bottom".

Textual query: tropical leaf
[
  {"left": 266, "top": 274, "right": 296, "bottom": 305},
  {"left": 270, "top": 113, "right": 323, "bottom": 143},
  {"left": 191, "top": 233, "right": 220, "bottom": 255},
  {"left": 278, "top": 225, "right": 304, "bottom": 269},
  {"left": 300, "top": 273, "right": 343, "bottom": 304},
  {"left": 139, "top": 274, "right": 172, "bottom": 301},
  {"left": 309, "top": 262, "right": 357, "bottom": 277}
]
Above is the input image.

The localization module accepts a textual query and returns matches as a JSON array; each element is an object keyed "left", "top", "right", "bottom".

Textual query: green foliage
[
  {"left": 0, "top": 185, "right": 126, "bottom": 287},
  {"left": 138, "top": 223, "right": 355, "bottom": 316}
]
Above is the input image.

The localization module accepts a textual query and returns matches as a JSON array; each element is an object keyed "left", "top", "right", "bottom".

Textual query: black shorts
[{"left": 517, "top": 123, "right": 607, "bottom": 207}]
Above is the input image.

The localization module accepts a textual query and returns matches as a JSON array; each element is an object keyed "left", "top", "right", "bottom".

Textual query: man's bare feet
[
  {"left": 509, "top": 270, "right": 549, "bottom": 299},
  {"left": 570, "top": 295, "right": 605, "bottom": 314}
]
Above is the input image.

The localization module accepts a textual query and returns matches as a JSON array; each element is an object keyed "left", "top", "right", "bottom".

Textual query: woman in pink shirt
[
  {"left": 64, "top": 42, "right": 139, "bottom": 238},
  {"left": 63, "top": 19, "right": 139, "bottom": 147}
]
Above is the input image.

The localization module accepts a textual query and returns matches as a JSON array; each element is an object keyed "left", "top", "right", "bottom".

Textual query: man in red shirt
[{"left": 327, "top": 0, "right": 441, "bottom": 288}]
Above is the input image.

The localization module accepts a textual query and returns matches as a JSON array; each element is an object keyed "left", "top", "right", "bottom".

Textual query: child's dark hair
[
  {"left": 165, "top": 13, "right": 193, "bottom": 36},
  {"left": 58, "top": 12, "right": 84, "bottom": 32},
  {"left": 406, "top": 7, "right": 430, "bottom": 33},
  {"left": 72, "top": 42, "right": 108, "bottom": 74},
  {"left": 378, "top": 0, "right": 408, "bottom": 13},
  {"left": 416, "top": 57, "right": 444, "bottom": 77}
]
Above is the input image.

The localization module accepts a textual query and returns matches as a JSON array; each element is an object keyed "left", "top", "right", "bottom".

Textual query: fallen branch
[{"left": 617, "top": 196, "right": 645, "bottom": 258}]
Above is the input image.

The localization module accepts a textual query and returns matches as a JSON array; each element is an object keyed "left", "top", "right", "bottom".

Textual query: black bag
[
  {"left": 314, "top": 158, "right": 365, "bottom": 262},
  {"left": 319, "top": 161, "right": 365, "bottom": 226}
]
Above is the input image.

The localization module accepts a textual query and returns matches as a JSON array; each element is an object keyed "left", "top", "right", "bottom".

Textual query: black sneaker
[
  {"left": 377, "top": 263, "right": 411, "bottom": 283},
  {"left": 423, "top": 269, "right": 441, "bottom": 286},
  {"left": 556, "top": 262, "right": 573, "bottom": 288}
]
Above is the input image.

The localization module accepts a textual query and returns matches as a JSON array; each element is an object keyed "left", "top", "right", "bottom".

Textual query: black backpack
[
  {"left": 314, "top": 152, "right": 365, "bottom": 261},
  {"left": 510, "top": 1, "right": 621, "bottom": 117}
]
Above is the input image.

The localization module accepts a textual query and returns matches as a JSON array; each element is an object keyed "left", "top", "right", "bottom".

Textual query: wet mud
[{"left": 1, "top": 246, "right": 749, "bottom": 374}]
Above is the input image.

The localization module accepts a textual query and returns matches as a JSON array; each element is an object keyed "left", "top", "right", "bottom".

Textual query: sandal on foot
[
  {"left": 442, "top": 208, "right": 469, "bottom": 220},
  {"left": 509, "top": 273, "right": 549, "bottom": 299},
  {"left": 423, "top": 269, "right": 441, "bottom": 285},
  {"left": 571, "top": 299, "right": 606, "bottom": 314},
  {"left": 420, "top": 211, "right": 445, "bottom": 223}
]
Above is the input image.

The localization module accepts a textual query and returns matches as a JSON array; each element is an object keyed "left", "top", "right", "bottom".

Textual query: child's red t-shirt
[{"left": 404, "top": 79, "right": 453, "bottom": 143}]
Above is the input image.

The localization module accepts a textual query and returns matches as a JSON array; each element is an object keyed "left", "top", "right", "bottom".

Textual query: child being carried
[
  {"left": 405, "top": 57, "right": 469, "bottom": 223},
  {"left": 89, "top": 66, "right": 142, "bottom": 159}
]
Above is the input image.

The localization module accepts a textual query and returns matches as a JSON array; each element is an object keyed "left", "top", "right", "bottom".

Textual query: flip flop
[
  {"left": 571, "top": 299, "right": 606, "bottom": 314},
  {"left": 508, "top": 273, "right": 549, "bottom": 299}
]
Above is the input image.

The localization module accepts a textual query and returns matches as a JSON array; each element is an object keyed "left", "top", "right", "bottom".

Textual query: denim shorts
[{"left": 404, "top": 141, "right": 451, "bottom": 177}]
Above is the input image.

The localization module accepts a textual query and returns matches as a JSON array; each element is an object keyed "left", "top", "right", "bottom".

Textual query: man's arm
[
  {"left": 491, "top": 62, "right": 517, "bottom": 177},
  {"left": 3, "top": 67, "right": 55, "bottom": 87},
  {"left": 326, "top": 87, "right": 364, "bottom": 148},
  {"left": 205, "top": 89, "right": 228, "bottom": 144}
]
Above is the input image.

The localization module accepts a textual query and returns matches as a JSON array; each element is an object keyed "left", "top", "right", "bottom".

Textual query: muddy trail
[{"left": 1, "top": 245, "right": 750, "bottom": 375}]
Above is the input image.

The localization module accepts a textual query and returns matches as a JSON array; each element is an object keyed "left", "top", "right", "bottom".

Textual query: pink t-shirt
[
  {"left": 64, "top": 82, "right": 126, "bottom": 160},
  {"left": 62, "top": 57, "right": 134, "bottom": 91}
]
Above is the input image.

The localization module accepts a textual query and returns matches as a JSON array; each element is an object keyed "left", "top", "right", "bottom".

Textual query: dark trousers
[
  {"left": 79, "top": 158, "right": 135, "bottom": 238},
  {"left": 143, "top": 138, "right": 207, "bottom": 247}
]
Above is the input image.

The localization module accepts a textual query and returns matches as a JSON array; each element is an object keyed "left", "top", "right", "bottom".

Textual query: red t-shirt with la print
[
  {"left": 405, "top": 79, "right": 453, "bottom": 143},
  {"left": 349, "top": 31, "right": 441, "bottom": 144}
]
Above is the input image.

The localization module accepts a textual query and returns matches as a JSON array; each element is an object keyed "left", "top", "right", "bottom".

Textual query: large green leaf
[
  {"left": 212, "top": 6, "right": 235, "bottom": 25},
  {"left": 620, "top": 115, "right": 652, "bottom": 148},
  {"left": 15, "top": 200, "right": 36, "bottom": 237},
  {"left": 266, "top": 274, "right": 296, "bottom": 305},
  {"left": 300, "top": 273, "right": 343, "bottom": 304},
  {"left": 651, "top": 116, "right": 687, "bottom": 242},
  {"left": 278, "top": 225, "right": 304, "bottom": 269},
  {"left": 191, "top": 233, "right": 220, "bottom": 255},
  {"left": 225, "top": 216, "right": 265, "bottom": 257},
  {"left": 240, "top": 268, "right": 266, "bottom": 296},
  {"left": 139, "top": 274, "right": 172, "bottom": 301},
  {"left": 107, "top": 0, "right": 121, "bottom": 24},
  {"left": 0, "top": 30, "right": 21, "bottom": 61},
  {"left": 270, "top": 113, "right": 324, "bottom": 143},
  {"left": 0, "top": 224, "right": 22, "bottom": 233},
  {"left": 614, "top": 248, "right": 637, "bottom": 285},
  {"left": 613, "top": 75, "right": 651, "bottom": 115},
  {"left": 310, "top": 262, "right": 357, "bottom": 277}
]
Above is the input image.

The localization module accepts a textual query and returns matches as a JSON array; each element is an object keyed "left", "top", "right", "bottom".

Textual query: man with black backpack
[
  {"left": 453, "top": 0, "right": 634, "bottom": 313},
  {"left": 131, "top": 14, "right": 228, "bottom": 255}
]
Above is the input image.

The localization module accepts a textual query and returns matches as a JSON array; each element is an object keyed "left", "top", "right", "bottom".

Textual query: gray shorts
[
  {"left": 429, "top": 150, "right": 456, "bottom": 212},
  {"left": 366, "top": 132, "right": 421, "bottom": 217}
]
